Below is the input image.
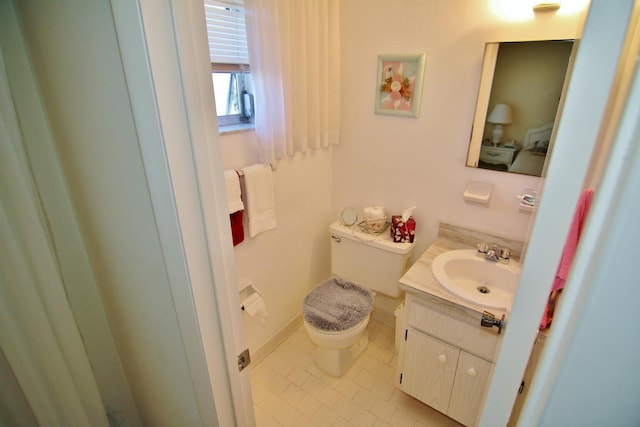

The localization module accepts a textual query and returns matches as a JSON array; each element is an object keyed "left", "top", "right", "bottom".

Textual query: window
[{"left": 204, "top": 0, "right": 254, "bottom": 128}]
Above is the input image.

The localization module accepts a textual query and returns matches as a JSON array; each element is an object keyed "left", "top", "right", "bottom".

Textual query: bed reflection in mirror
[{"left": 466, "top": 40, "right": 575, "bottom": 177}]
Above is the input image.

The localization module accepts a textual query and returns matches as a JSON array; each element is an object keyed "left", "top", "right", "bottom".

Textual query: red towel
[
  {"left": 230, "top": 210, "right": 245, "bottom": 246},
  {"left": 540, "top": 189, "right": 594, "bottom": 330}
]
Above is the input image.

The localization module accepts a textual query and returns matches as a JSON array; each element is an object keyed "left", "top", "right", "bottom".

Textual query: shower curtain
[{"left": 0, "top": 46, "right": 109, "bottom": 426}]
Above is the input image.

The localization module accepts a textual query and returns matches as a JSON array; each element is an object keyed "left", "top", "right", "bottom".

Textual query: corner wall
[
  {"left": 220, "top": 1, "right": 586, "bottom": 350},
  {"left": 337, "top": 1, "right": 584, "bottom": 259},
  {"left": 219, "top": 131, "right": 334, "bottom": 354}
]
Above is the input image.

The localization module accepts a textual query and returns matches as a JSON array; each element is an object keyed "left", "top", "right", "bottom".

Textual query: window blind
[{"left": 204, "top": 0, "right": 250, "bottom": 69}]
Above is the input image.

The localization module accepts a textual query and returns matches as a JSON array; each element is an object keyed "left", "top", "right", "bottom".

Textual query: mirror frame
[
  {"left": 466, "top": 40, "right": 576, "bottom": 176},
  {"left": 467, "top": 43, "right": 499, "bottom": 168}
]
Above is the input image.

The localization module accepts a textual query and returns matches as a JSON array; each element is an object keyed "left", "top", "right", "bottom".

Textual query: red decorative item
[
  {"left": 391, "top": 215, "right": 415, "bottom": 243},
  {"left": 230, "top": 211, "right": 245, "bottom": 246}
]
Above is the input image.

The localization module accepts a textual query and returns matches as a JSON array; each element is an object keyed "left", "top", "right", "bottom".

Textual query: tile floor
[{"left": 249, "top": 318, "right": 463, "bottom": 427}]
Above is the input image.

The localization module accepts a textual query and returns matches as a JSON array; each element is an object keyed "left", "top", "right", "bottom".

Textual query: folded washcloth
[
  {"left": 241, "top": 164, "right": 277, "bottom": 237},
  {"left": 224, "top": 170, "right": 244, "bottom": 214}
]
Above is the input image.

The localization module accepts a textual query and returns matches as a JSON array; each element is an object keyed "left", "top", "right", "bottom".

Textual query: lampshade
[{"left": 487, "top": 104, "right": 513, "bottom": 125}]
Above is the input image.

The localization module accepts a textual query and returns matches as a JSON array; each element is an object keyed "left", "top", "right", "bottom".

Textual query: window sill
[{"left": 219, "top": 122, "right": 255, "bottom": 135}]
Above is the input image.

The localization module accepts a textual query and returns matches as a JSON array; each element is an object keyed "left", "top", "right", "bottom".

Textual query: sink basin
[{"left": 431, "top": 249, "right": 521, "bottom": 310}]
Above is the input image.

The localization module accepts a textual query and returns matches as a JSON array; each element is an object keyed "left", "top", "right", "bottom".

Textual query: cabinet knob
[
  {"left": 438, "top": 354, "right": 447, "bottom": 363},
  {"left": 467, "top": 368, "right": 477, "bottom": 377}
]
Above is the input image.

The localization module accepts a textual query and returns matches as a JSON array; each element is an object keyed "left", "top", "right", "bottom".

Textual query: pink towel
[{"left": 540, "top": 189, "right": 594, "bottom": 330}]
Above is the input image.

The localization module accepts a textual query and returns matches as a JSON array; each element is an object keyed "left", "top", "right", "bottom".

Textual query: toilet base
[{"left": 314, "top": 330, "right": 369, "bottom": 377}]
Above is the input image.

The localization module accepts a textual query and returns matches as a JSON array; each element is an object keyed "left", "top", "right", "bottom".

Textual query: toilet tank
[{"left": 329, "top": 222, "right": 415, "bottom": 297}]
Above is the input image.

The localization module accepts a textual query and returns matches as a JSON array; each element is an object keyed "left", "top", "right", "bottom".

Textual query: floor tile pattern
[{"left": 250, "top": 319, "right": 463, "bottom": 427}]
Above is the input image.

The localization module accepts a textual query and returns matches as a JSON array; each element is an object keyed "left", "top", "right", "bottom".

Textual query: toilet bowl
[
  {"left": 303, "top": 314, "right": 371, "bottom": 377},
  {"left": 301, "top": 222, "right": 415, "bottom": 377},
  {"left": 302, "top": 276, "right": 374, "bottom": 377}
]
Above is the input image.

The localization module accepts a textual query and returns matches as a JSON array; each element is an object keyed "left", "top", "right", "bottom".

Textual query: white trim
[
  {"left": 479, "top": 0, "right": 637, "bottom": 425},
  {"left": 109, "top": 1, "right": 219, "bottom": 425},
  {"left": 110, "top": 0, "right": 254, "bottom": 425},
  {"left": 250, "top": 316, "right": 303, "bottom": 366},
  {"left": 171, "top": 1, "right": 255, "bottom": 424}
]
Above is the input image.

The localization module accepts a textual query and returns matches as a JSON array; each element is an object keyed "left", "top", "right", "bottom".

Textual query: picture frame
[{"left": 374, "top": 53, "right": 426, "bottom": 118}]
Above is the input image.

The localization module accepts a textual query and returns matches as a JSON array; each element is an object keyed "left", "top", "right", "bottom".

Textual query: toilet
[{"left": 302, "top": 221, "right": 415, "bottom": 377}]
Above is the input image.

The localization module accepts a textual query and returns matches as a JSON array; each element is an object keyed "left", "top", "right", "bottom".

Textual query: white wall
[
  {"left": 220, "top": 131, "right": 334, "bottom": 353},
  {"left": 218, "top": 1, "right": 587, "bottom": 350},
  {"left": 336, "top": 0, "right": 584, "bottom": 259}
]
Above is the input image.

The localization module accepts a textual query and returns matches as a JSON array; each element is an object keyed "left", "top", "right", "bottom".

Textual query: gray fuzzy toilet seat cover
[{"left": 303, "top": 277, "right": 374, "bottom": 332}]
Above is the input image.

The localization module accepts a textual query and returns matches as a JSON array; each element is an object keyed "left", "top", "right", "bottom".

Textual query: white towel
[
  {"left": 224, "top": 170, "right": 244, "bottom": 214},
  {"left": 241, "top": 164, "right": 277, "bottom": 237}
]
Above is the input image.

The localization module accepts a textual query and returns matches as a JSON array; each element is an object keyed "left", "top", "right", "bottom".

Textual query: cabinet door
[
  {"left": 400, "top": 329, "right": 458, "bottom": 414},
  {"left": 448, "top": 351, "right": 493, "bottom": 427}
]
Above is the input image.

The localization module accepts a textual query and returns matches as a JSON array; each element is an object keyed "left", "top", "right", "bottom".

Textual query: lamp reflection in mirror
[{"left": 487, "top": 103, "right": 512, "bottom": 145}]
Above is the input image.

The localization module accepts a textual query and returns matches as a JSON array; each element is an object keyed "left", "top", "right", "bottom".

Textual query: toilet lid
[{"left": 303, "top": 277, "right": 374, "bottom": 332}]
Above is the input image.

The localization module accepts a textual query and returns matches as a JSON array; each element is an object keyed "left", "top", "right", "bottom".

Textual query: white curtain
[
  {"left": 244, "top": 0, "right": 340, "bottom": 164},
  {"left": 0, "top": 49, "right": 109, "bottom": 426}
]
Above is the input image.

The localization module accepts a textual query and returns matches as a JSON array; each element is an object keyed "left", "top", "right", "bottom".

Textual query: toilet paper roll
[{"left": 241, "top": 293, "right": 268, "bottom": 325}]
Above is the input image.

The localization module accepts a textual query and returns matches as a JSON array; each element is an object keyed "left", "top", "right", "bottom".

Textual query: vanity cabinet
[
  {"left": 401, "top": 330, "right": 458, "bottom": 413},
  {"left": 397, "top": 293, "right": 502, "bottom": 427}
]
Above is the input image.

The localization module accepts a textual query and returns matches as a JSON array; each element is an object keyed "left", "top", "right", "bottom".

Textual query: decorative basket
[{"left": 358, "top": 217, "right": 390, "bottom": 234}]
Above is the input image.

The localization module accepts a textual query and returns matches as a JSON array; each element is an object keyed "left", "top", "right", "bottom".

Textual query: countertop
[{"left": 399, "top": 223, "right": 525, "bottom": 322}]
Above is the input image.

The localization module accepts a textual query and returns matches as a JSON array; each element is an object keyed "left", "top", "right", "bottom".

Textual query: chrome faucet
[{"left": 476, "top": 243, "right": 511, "bottom": 265}]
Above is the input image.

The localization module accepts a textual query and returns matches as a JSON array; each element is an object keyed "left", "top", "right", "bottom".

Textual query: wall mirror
[{"left": 466, "top": 40, "right": 575, "bottom": 177}]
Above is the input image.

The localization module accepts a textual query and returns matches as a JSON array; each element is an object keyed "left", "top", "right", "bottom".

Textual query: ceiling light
[{"left": 532, "top": 2, "right": 561, "bottom": 12}]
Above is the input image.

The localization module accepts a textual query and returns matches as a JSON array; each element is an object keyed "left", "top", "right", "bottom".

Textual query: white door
[
  {"left": 480, "top": 0, "right": 639, "bottom": 425},
  {"left": 111, "top": 0, "right": 256, "bottom": 425}
]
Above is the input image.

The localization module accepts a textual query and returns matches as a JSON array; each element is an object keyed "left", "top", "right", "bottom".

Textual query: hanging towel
[
  {"left": 552, "top": 189, "right": 594, "bottom": 292},
  {"left": 230, "top": 211, "right": 245, "bottom": 246},
  {"left": 224, "top": 170, "right": 245, "bottom": 214},
  {"left": 540, "top": 188, "right": 594, "bottom": 329},
  {"left": 241, "top": 164, "right": 277, "bottom": 237},
  {"left": 224, "top": 170, "right": 245, "bottom": 246}
]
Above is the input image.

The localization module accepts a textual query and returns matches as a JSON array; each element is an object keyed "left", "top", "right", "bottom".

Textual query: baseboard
[
  {"left": 371, "top": 306, "right": 397, "bottom": 328},
  {"left": 250, "top": 315, "right": 303, "bottom": 365},
  {"left": 250, "top": 306, "right": 398, "bottom": 366}
]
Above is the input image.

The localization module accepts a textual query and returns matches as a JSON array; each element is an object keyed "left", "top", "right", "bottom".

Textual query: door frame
[
  {"left": 480, "top": 0, "right": 638, "bottom": 425},
  {"left": 114, "top": 0, "right": 640, "bottom": 425},
  {"left": 110, "top": 0, "right": 255, "bottom": 425}
]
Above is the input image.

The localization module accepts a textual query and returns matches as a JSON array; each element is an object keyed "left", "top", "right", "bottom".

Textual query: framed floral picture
[{"left": 375, "top": 54, "right": 426, "bottom": 118}]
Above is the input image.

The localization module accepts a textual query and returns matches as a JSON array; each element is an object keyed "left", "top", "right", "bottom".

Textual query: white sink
[{"left": 431, "top": 249, "right": 521, "bottom": 311}]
